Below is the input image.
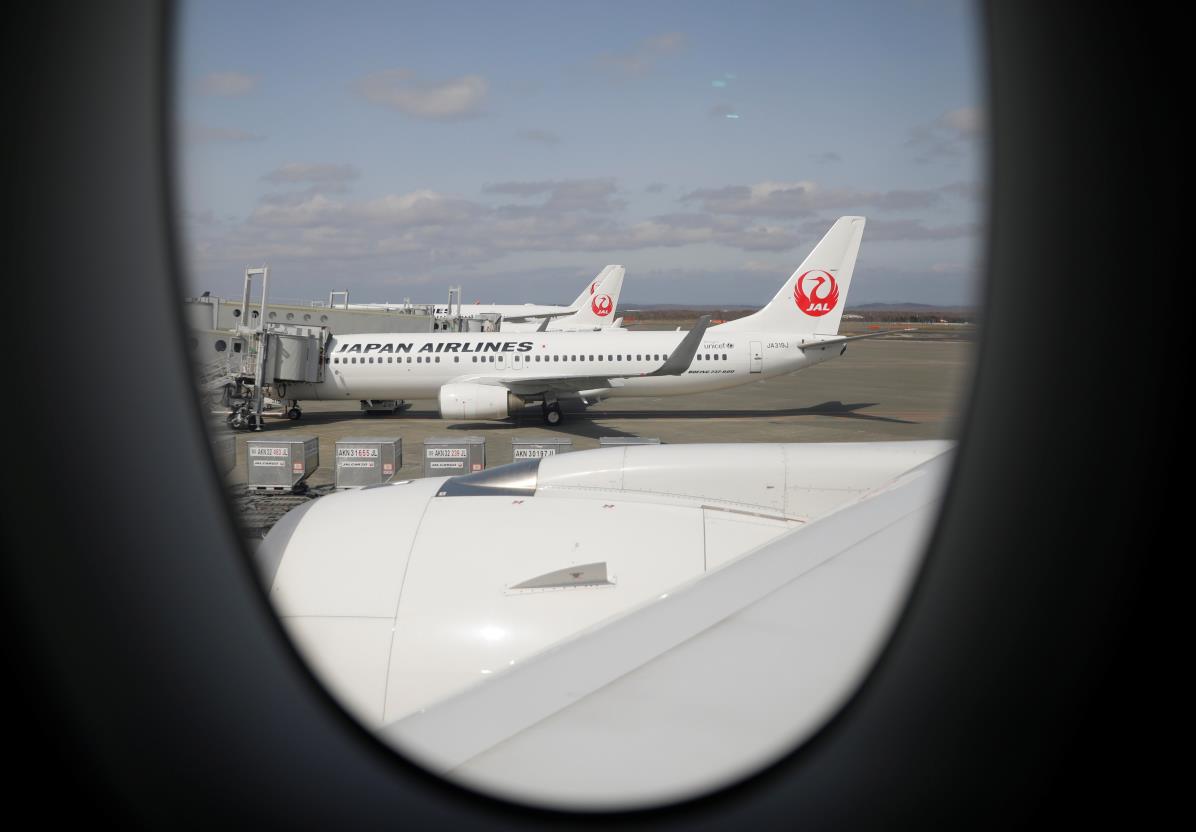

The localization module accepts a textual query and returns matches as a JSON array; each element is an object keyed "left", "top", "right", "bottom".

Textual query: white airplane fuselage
[
  {"left": 274, "top": 217, "right": 868, "bottom": 417},
  {"left": 279, "top": 326, "right": 840, "bottom": 403}
]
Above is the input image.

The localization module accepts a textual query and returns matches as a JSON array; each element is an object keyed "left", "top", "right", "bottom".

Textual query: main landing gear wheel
[
  {"left": 287, "top": 407, "right": 302, "bottom": 421},
  {"left": 543, "top": 402, "right": 562, "bottom": 425},
  {"left": 228, "top": 407, "right": 263, "bottom": 431}
]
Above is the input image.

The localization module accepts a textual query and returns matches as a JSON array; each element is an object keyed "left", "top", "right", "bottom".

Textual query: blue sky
[{"left": 178, "top": 0, "right": 984, "bottom": 306}]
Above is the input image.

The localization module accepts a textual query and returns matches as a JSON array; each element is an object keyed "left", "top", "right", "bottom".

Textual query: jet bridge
[
  {"left": 222, "top": 266, "right": 331, "bottom": 430},
  {"left": 430, "top": 286, "right": 505, "bottom": 332}
]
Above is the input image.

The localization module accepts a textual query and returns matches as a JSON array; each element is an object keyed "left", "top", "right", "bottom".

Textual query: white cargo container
[
  {"left": 423, "top": 436, "right": 485, "bottom": 476},
  {"left": 511, "top": 437, "right": 574, "bottom": 460},
  {"left": 335, "top": 437, "right": 403, "bottom": 489},
  {"left": 246, "top": 436, "right": 319, "bottom": 491}
]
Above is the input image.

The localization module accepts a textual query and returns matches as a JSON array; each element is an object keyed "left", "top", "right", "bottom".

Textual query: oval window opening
[{"left": 178, "top": 2, "right": 984, "bottom": 813}]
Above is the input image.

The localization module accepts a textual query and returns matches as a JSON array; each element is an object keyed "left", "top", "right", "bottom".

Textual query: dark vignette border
[{"left": 4, "top": 1, "right": 1172, "bottom": 826}]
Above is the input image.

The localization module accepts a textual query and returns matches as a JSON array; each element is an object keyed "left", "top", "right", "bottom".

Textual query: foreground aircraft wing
[
  {"left": 453, "top": 315, "right": 711, "bottom": 397},
  {"left": 362, "top": 443, "right": 951, "bottom": 809},
  {"left": 488, "top": 375, "right": 635, "bottom": 396},
  {"left": 380, "top": 451, "right": 950, "bottom": 808},
  {"left": 796, "top": 328, "right": 918, "bottom": 350},
  {"left": 258, "top": 437, "right": 951, "bottom": 809}
]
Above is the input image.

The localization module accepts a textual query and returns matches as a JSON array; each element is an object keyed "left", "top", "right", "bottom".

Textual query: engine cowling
[{"left": 438, "top": 383, "right": 525, "bottom": 420}]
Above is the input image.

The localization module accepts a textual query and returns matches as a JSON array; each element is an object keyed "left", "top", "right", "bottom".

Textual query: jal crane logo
[
  {"left": 794, "top": 269, "right": 839, "bottom": 317},
  {"left": 591, "top": 293, "right": 613, "bottom": 317}
]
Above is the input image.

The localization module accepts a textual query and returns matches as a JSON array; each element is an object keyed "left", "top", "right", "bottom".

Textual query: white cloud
[
  {"left": 355, "top": 70, "right": 488, "bottom": 120},
  {"left": 680, "top": 180, "right": 942, "bottom": 217},
  {"left": 190, "top": 172, "right": 981, "bottom": 293},
  {"left": 908, "top": 106, "right": 985, "bottom": 162},
  {"left": 188, "top": 178, "right": 813, "bottom": 288},
  {"left": 484, "top": 178, "right": 624, "bottom": 213},
  {"left": 354, "top": 191, "right": 483, "bottom": 225},
  {"left": 262, "top": 163, "right": 360, "bottom": 192},
  {"left": 941, "top": 107, "right": 984, "bottom": 138},
  {"left": 596, "top": 32, "right": 686, "bottom": 76},
  {"left": 249, "top": 189, "right": 482, "bottom": 229},
  {"left": 198, "top": 72, "right": 258, "bottom": 97},
  {"left": 620, "top": 214, "right": 798, "bottom": 251},
  {"left": 808, "top": 218, "right": 977, "bottom": 242}
]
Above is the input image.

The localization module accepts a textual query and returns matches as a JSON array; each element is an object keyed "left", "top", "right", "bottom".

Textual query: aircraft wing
[
  {"left": 372, "top": 444, "right": 953, "bottom": 809},
  {"left": 451, "top": 315, "right": 711, "bottom": 397},
  {"left": 797, "top": 328, "right": 918, "bottom": 350},
  {"left": 450, "top": 374, "right": 632, "bottom": 396},
  {"left": 500, "top": 310, "right": 579, "bottom": 323},
  {"left": 258, "top": 438, "right": 952, "bottom": 810}
]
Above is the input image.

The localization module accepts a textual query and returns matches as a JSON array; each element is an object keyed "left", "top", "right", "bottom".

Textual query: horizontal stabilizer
[{"left": 796, "top": 328, "right": 918, "bottom": 351}]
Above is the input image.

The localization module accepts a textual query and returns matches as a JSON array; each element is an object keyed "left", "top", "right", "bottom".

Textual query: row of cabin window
[
  {"left": 331, "top": 353, "right": 684, "bottom": 365},
  {"left": 525, "top": 353, "right": 672, "bottom": 362},
  {"left": 329, "top": 352, "right": 732, "bottom": 366},
  {"left": 333, "top": 356, "right": 443, "bottom": 364}
]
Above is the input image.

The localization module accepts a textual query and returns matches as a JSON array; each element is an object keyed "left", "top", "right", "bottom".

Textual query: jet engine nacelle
[{"left": 438, "top": 383, "right": 525, "bottom": 420}]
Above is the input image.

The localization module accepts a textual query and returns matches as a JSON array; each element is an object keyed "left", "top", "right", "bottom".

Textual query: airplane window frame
[{"left": 7, "top": 3, "right": 1165, "bottom": 828}]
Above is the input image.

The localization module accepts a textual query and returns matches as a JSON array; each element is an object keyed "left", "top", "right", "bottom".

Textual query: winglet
[
  {"left": 536, "top": 316, "right": 551, "bottom": 332},
  {"left": 647, "top": 315, "right": 711, "bottom": 376}
]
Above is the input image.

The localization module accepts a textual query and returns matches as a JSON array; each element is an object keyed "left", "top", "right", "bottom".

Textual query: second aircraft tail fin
[
  {"left": 569, "top": 265, "right": 620, "bottom": 310},
  {"left": 562, "top": 265, "right": 624, "bottom": 327}
]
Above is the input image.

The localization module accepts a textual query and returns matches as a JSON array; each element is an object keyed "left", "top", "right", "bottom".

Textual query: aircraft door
[
  {"left": 511, "top": 353, "right": 524, "bottom": 371},
  {"left": 496, "top": 354, "right": 508, "bottom": 370},
  {"left": 750, "top": 341, "right": 763, "bottom": 373}
]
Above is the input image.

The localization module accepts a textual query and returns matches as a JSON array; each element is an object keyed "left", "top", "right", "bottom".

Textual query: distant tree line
[
  {"left": 845, "top": 310, "right": 974, "bottom": 323},
  {"left": 622, "top": 308, "right": 974, "bottom": 324},
  {"left": 623, "top": 308, "right": 755, "bottom": 323}
]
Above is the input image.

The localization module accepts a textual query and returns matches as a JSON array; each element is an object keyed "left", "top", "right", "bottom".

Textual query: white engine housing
[{"left": 438, "top": 383, "right": 525, "bottom": 420}]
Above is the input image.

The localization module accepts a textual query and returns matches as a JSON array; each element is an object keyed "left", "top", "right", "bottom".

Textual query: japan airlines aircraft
[
  {"left": 497, "top": 265, "right": 625, "bottom": 332},
  {"left": 276, "top": 217, "right": 887, "bottom": 425},
  {"left": 351, "top": 265, "right": 626, "bottom": 331}
]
